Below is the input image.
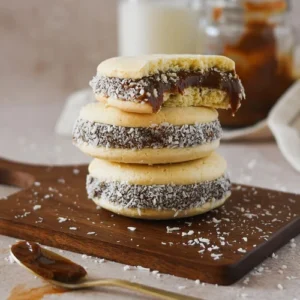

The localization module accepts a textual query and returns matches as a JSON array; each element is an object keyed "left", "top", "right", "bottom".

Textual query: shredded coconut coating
[
  {"left": 89, "top": 69, "right": 245, "bottom": 104},
  {"left": 73, "top": 119, "right": 222, "bottom": 150},
  {"left": 86, "top": 175, "right": 231, "bottom": 210}
]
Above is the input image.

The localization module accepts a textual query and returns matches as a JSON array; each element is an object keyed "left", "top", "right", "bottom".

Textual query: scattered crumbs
[
  {"left": 244, "top": 213, "right": 257, "bottom": 219},
  {"left": 57, "top": 217, "right": 68, "bottom": 223},
  {"left": 123, "top": 265, "right": 133, "bottom": 271},
  {"left": 81, "top": 254, "right": 88, "bottom": 259},
  {"left": 44, "top": 194, "right": 50, "bottom": 199},
  {"left": 33, "top": 205, "right": 41, "bottom": 211},
  {"left": 212, "top": 218, "right": 221, "bottom": 224},
  {"left": 73, "top": 168, "right": 80, "bottom": 175},
  {"left": 4, "top": 255, "right": 15, "bottom": 264},
  {"left": 166, "top": 226, "right": 180, "bottom": 233},
  {"left": 288, "top": 198, "right": 296, "bottom": 204},
  {"left": 195, "top": 279, "right": 200, "bottom": 285},
  {"left": 243, "top": 277, "right": 250, "bottom": 285},
  {"left": 35, "top": 217, "right": 43, "bottom": 224},
  {"left": 211, "top": 253, "right": 223, "bottom": 260},
  {"left": 199, "top": 238, "right": 210, "bottom": 244},
  {"left": 173, "top": 210, "right": 179, "bottom": 217},
  {"left": 281, "top": 265, "right": 287, "bottom": 270},
  {"left": 137, "top": 266, "right": 150, "bottom": 272},
  {"left": 272, "top": 253, "right": 278, "bottom": 259},
  {"left": 152, "top": 270, "right": 159, "bottom": 275},
  {"left": 182, "top": 230, "right": 194, "bottom": 237},
  {"left": 178, "top": 286, "right": 186, "bottom": 290},
  {"left": 278, "top": 269, "right": 283, "bottom": 275},
  {"left": 238, "top": 248, "right": 247, "bottom": 253},
  {"left": 87, "top": 232, "right": 96, "bottom": 235},
  {"left": 161, "top": 242, "right": 167, "bottom": 245},
  {"left": 185, "top": 222, "right": 192, "bottom": 227},
  {"left": 34, "top": 182, "right": 41, "bottom": 186},
  {"left": 277, "top": 283, "right": 283, "bottom": 290},
  {"left": 57, "top": 178, "right": 65, "bottom": 184},
  {"left": 258, "top": 267, "right": 264, "bottom": 273},
  {"left": 69, "top": 227, "right": 77, "bottom": 231},
  {"left": 127, "top": 227, "right": 136, "bottom": 232},
  {"left": 290, "top": 238, "right": 297, "bottom": 248},
  {"left": 242, "top": 237, "right": 248, "bottom": 242}
]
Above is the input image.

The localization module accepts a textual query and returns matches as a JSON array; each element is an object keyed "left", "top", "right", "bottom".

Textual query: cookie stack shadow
[{"left": 73, "top": 55, "right": 245, "bottom": 220}]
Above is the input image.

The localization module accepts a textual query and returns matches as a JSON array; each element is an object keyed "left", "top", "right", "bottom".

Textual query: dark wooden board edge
[
  {"left": 0, "top": 219, "right": 230, "bottom": 285},
  {"left": 1, "top": 215, "right": 300, "bottom": 285}
]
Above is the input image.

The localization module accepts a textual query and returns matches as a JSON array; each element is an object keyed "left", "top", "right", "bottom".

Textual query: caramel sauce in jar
[{"left": 205, "top": 0, "right": 295, "bottom": 128}]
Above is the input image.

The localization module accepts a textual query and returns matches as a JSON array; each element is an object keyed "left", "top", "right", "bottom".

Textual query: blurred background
[
  {"left": 1, "top": 0, "right": 299, "bottom": 125},
  {"left": 0, "top": 0, "right": 300, "bottom": 193}
]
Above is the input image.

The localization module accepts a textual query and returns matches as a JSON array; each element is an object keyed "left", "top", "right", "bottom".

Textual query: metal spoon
[{"left": 10, "top": 241, "right": 201, "bottom": 300}]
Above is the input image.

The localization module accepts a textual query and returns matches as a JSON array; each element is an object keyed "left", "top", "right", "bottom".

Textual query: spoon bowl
[{"left": 10, "top": 241, "right": 201, "bottom": 300}]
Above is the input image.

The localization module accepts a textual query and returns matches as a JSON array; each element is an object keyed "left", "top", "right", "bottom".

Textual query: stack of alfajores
[{"left": 73, "top": 55, "right": 245, "bottom": 219}]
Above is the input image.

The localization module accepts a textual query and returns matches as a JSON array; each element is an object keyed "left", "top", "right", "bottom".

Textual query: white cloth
[
  {"left": 56, "top": 81, "right": 300, "bottom": 172},
  {"left": 268, "top": 81, "right": 300, "bottom": 172}
]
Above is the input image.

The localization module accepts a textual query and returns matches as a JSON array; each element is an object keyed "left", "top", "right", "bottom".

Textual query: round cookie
[
  {"left": 73, "top": 102, "right": 222, "bottom": 165},
  {"left": 90, "top": 54, "right": 245, "bottom": 114},
  {"left": 86, "top": 152, "right": 231, "bottom": 220}
]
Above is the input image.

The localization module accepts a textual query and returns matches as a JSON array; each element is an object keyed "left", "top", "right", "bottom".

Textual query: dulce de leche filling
[{"left": 90, "top": 69, "right": 245, "bottom": 113}]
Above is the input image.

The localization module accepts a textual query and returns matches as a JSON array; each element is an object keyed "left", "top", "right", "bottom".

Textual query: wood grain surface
[{"left": 0, "top": 157, "right": 299, "bottom": 285}]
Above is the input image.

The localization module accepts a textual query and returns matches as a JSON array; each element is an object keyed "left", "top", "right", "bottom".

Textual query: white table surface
[{"left": 0, "top": 98, "right": 299, "bottom": 300}]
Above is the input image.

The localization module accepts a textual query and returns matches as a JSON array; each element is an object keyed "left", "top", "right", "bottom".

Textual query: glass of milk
[{"left": 118, "top": 0, "right": 202, "bottom": 56}]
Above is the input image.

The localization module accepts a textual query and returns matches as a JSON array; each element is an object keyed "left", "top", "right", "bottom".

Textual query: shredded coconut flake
[
  {"left": 127, "top": 227, "right": 136, "bottom": 232},
  {"left": 33, "top": 205, "right": 41, "bottom": 211}
]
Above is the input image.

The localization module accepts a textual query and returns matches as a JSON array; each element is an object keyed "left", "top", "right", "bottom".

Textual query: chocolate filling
[
  {"left": 73, "top": 119, "right": 222, "bottom": 150},
  {"left": 90, "top": 69, "right": 245, "bottom": 113},
  {"left": 86, "top": 175, "right": 231, "bottom": 210}
]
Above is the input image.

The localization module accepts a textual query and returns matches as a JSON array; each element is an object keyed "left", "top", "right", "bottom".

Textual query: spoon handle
[{"left": 78, "top": 279, "right": 201, "bottom": 300}]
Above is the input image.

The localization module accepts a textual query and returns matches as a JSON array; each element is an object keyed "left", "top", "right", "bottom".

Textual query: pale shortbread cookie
[
  {"left": 77, "top": 141, "right": 220, "bottom": 165},
  {"left": 96, "top": 55, "right": 235, "bottom": 79},
  {"left": 87, "top": 153, "right": 231, "bottom": 220},
  {"left": 79, "top": 101, "right": 219, "bottom": 127},
  {"left": 88, "top": 152, "right": 227, "bottom": 185},
  {"left": 95, "top": 196, "right": 229, "bottom": 220},
  {"left": 73, "top": 103, "right": 222, "bottom": 164}
]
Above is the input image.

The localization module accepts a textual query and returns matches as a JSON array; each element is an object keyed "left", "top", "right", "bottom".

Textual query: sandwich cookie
[
  {"left": 73, "top": 102, "right": 222, "bottom": 165},
  {"left": 86, "top": 152, "right": 231, "bottom": 220},
  {"left": 90, "top": 54, "right": 245, "bottom": 114}
]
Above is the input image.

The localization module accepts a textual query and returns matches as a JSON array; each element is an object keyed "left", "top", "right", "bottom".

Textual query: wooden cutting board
[{"left": 0, "top": 157, "right": 299, "bottom": 285}]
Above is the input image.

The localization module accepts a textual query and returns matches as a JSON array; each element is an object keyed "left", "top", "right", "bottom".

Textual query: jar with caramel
[{"left": 202, "top": 0, "right": 296, "bottom": 128}]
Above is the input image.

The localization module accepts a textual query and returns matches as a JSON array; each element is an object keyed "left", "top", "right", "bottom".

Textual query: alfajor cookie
[
  {"left": 73, "top": 102, "right": 222, "bottom": 165},
  {"left": 86, "top": 152, "right": 231, "bottom": 220},
  {"left": 90, "top": 54, "right": 245, "bottom": 114}
]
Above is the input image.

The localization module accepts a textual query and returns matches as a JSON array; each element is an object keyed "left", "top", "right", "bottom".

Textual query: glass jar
[
  {"left": 202, "top": 0, "right": 296, "bottom": 128},
  {"left": 118, "top": 0, "right": 203, "bottom": 56}
]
